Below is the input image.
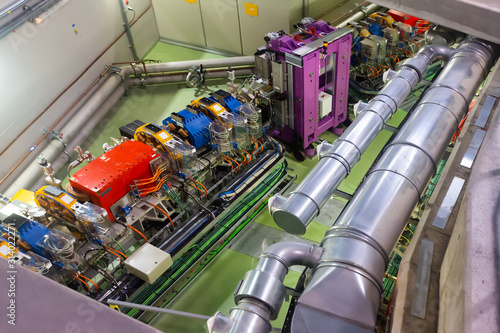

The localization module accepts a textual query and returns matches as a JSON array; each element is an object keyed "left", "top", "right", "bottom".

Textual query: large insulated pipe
[
  {"left": 207, "top": 242, "right": 323, "bottom": 333},
  {"left": 269, "top": 43, "right": 455, "bottom": 235},
  {"left": 290, "top": 38, "right": 497, "bottom": 332}
]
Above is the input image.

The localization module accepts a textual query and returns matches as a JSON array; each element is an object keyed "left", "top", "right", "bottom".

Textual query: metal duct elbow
[
  {"left": 208, "top": 242, "right": 322, "bottom": 333},
  {"left": 425, "top": 25, "right": 466, "bottom": 46},
  {"left": 269, "top": 43, "right": 455, "bottom": 235}
]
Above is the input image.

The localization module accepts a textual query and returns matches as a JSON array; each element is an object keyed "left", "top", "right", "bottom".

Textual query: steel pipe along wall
[
  {"left": 2, "top": 56, "right": 255, "bottom": 197},
  {"left": 269, "top": 43, "right": 456, "bottom": 235},
  {"left": 289, "top": 38, "right": 497, "bottom": 332}
]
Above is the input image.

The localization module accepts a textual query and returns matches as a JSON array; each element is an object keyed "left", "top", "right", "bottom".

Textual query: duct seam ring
[
  {"left": 289, "top": 191, "right": 321, "bottom": 217},
  {"left": 258, "top": 253, "right": 289, "bottom": 272},
  {"left": 323, "top": 226, "right": 389, "bottom": 265},
  {"left": 417, "top": 101, "right": 461, "bottom": 128},
  {"left": 320, "top": 154, "right": 351, "bottom": 174},
  {"left": 316, "top": 261, "right": 383, "bottom": 293},
  {"left": 318, "top": 259, "right": 383, "bottom": 290},
  {"left": 385, "top": 142, "right": 438, "bottom": 174}
]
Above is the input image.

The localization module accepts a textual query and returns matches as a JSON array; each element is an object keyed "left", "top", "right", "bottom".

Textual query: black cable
[
  {"left": 84, "top": 248, "right": 128, "bottom": 298},
  {"left": 128, "top": 9, "right": 136, "bottom": 24},
  {"left": 174, "top": 185, "right": 215, "bottom": 221}
]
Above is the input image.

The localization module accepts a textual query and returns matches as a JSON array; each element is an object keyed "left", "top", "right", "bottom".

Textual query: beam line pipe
[
  {"left": 289, "top": 38, "right": 497, "bottom": 333},
  {"left": 269, "top": 44, "right": 455, "bottom": 235}
]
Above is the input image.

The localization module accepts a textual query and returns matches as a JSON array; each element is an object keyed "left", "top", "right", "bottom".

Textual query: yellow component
[
  {"left": 0, "top": 240, "right": 19, "bottom": 260},
  {"left": 34, "top": 186, "right": 77, "bottom": 225},
  {"left": 190, "top": 97, "right": 228, "bottom": 123},
  {"left": 185, "top": 0, "right": 196, "bottom": 3},
  {"left": 109, "top": 304, "right": 121, "bottom": 312},
  {"left": 360, "top": 28, "right": 370, "bottom": 38},
  {"left": 369, "top": 13, "right": 394, "bottom": 29},
  {"left": 134, "top": 123, "right": 180, "bottom": 158},
  {"left": 11, "top": 189, "right": 37, "bottom": 206},
  {"left": 244, "top": 3, "right": 258, "bottom": 17}
]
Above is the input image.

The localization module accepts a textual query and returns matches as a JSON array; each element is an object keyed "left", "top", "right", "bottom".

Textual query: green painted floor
[{"left": 66, "top": 42, "right": 409, "bottom": 332}]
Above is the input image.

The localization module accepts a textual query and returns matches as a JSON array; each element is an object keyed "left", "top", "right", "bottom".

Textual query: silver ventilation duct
[
  {"left": 290, "top": 38, "right": 497, "bottom": 332},
  {"left": 269, "top": 43, "right": 455, "bottom": 235},
  {"left": 208, "top": 242, "right": 323, "bottom": 333}
]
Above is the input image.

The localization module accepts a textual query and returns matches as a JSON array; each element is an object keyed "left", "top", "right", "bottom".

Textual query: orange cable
[
  {"left": 188, "top": 183, "right": 204, "bottom": 197},
  {"left": 150, "top": 203, "right": 174, "bottom": 227},
  {"left": 239, "top": 151, "right": 247, "bottom": 166},
  {"left": 225, "top": 156, "right": 241, "bottom": 172},
  {"left": 222, "top": 156, "right": 234, "bottom": 172},
  {"left": 190, "top": 179, "right": 208, "bottom": 198},
  {"left": 104, "top": 248, "right": 124, "bottom": 264},
  {"left": 255, "top": 139, "right": 264, "bottom": 153},
  {"left": 105, "top": 246, "right": 127, "bottom": 259},
  {"left": 75, "top": 273, "right": 99, "bottom": 290},
  {"left": 251, "top": 140, "right": 258, "bottom": 155},
  {"left": 125, "top": 224, "right": 148, "bottom": 243},
  {"left": 410, "top": 40, "right": 421, "bottom": 49},
  {"left": 73, "top": 274, "right": 90, "bottom": 292}
]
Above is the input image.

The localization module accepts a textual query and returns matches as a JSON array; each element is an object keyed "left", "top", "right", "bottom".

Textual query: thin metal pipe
[
  {"left": 289, "top": 38, "right": 497, "bottom": 333},
  {"left": 107, "top": 299, "right": 211, "bottom": 320},
  {"left": 118, "top": 0, "right": 140, "bottom": 61},
  {"left": 269, "top": 44, "right": 455, "bottom": 235}
]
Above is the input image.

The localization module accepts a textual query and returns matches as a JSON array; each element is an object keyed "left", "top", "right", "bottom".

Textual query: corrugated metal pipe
[
  {"left": 269, "top": 41, "right": 457, "bottom": 235},
  {"left": 207, "top": 241, "right": 323, "bottom": 333},
  {"left": 289, "top": 38, "right": 497, "bottom": 332}
]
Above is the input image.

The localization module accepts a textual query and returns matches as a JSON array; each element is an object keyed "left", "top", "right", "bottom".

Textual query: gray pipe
[
  {"left": 127, "top": 68, "right": 253, "bottom": 86},
  {"left": 123, "top": 56, "right": 255, "bottom": 76},
  {"left": 289, "top": 38, "right": 497, "bottom": 332},
  {"left": 335, "top": 3, "right": 380, "bottom": 28},
  {"left": 4, "top": 74, "right": 124, "bottom": 197},
  {"left": 208, "top": 241, "right": 323, "bottom": 333},
  {"left": 30, "top": 85, "right": 127, "bottom": 190},
  {"left": 118, "top": 0, "right": 140, "bottom": 61},
  {"left": 269, "top": 43, "right": 455, "bottom": 235}
]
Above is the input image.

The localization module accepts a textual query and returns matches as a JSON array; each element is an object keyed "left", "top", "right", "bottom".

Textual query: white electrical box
[
  {"left": 318, "top": 92, "right": 333, "bottom": 118},
  {"left": 124, "top": 243, "right": 173, "bottom": 284}
]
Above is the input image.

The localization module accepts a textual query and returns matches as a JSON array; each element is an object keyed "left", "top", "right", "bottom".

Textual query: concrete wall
[
  {"left": 152, "top": 0, "right": 354, "bottom": 55},
  {"left": 0, "top": 0, "right": 159, "bottom": 192},
  {"left": 439, "top": 92, "right": 500, "bottom": 333}
]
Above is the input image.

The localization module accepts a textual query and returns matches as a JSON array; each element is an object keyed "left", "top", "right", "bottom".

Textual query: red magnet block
[
  {"left": 387, "top": 9, "right": 422, "bottom": 27},
  {"left": 69, "top": 140, "right": 158, "bottom": 220}
]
